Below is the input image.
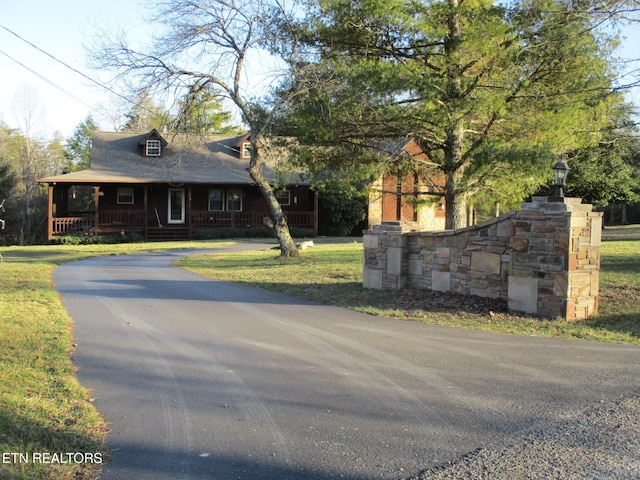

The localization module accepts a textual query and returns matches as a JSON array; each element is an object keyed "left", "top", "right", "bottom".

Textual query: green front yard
[
  {"left": 177, "top": 232, "right": 640, "bottom": 345},
  {"left": 0, "top": 229, "right": 638, "bottom": 478}
]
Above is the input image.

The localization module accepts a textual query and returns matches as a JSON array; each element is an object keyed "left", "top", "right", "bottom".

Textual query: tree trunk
[
  {"left": 444, "top": 179, "right": 467, "bottom": 229},
  {"left": 443, "top": 118, "right": 468, "bottom": 230},
  {"left": 443, "top": 0, "right": 467, "bottom": 231},
  {"left": 249, "top": 139, "right": 299, "bottom": 258}
]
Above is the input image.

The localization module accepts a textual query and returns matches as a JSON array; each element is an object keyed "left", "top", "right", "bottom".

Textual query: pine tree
[{"left": 281, "top": 0, "right": 619, "bottom": 228}]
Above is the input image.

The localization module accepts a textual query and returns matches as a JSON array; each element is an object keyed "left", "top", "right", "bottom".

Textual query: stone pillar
[
  {"left": 363, "top": 222, "right": 407, "bottom": 290},
  {"left": 565, "top": 199, "right": 602, "bottom": 320},
  {"left": 507, "top": 197, "right": 602, "bottom": 321}
]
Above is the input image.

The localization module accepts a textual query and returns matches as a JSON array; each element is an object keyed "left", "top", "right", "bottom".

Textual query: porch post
[
  {"left": 313, "top": 191, "right": 319, "bottom": 234},
  {"left": 144, "top": 186, "right": 149, "bottom": 241},
  {"left": 47, "top": 184, "right": 54, "bottom": 241},
  {"left": 93, "top": 186, "right": 100, "bottom": 234},
  {"left": 187, "top": 186, "right": 193, "bottom": 239}
]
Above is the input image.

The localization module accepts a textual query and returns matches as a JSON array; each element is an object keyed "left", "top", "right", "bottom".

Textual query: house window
[
  {"left": 146, "top": 139, "right": 162, "bottom": 157},
  {"left": 241, "top": 142, "right": 251, "bottom": 159},
  {"left": 117, "top": 187, "right": 134, "bottom": 205},
  {"left": 226, "top": 188, "right": 243, "bottom": 211},
  {"left": 275, "top": 190, "right": 291, "bottom": 206},
  {"left": 208, "top": 189, "right": 224, "bottom": 211}
]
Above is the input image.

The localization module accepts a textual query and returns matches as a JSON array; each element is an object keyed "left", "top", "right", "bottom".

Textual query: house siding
[{"left": 369, "top": 175, "right": 445, "bottom": 231}]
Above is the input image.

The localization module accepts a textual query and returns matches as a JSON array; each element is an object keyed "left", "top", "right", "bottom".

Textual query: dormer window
[
  {"left": 241, "top": 142, "right": 251, "bottom": 159},
  {"left": 139, "top": 129, "right": 168, "bottom": 157},
  {"left": 146, "top": 139, "right": 162, "bottom": 157}
]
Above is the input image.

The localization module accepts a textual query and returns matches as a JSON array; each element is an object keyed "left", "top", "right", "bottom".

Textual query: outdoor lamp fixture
[{"left": 552, "top": 156, "right": 570, "bottom": 198}]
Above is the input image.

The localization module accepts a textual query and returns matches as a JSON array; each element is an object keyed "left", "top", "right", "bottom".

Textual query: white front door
[{"left": 168, "top": 188, "right": 185, "bottom": 224}]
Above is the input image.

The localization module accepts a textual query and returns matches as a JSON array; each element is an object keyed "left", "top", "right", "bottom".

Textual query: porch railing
[
  {"left": 98, "top": 210, "right": 146, "bottom": 227},
  {"left": 191, "top": 210, "right": 315, "bottom": 229},
  {"left": 51, "top": 209, "right": 316, "bottom": 236},
  {"left": 51, "top": 215, "right": 93, "bottom": 235},
  {"left": 51, "top": 210, "right": 146, "bottom": 236},
  {"left": 284, "top": 211, "right": 316, "bottom": 229}
]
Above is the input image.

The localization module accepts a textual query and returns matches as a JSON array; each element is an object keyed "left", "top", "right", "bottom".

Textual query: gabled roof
[
  {"left": 235, "top": 133, "right": 251, "bottom": 148},
  {"left": 138, "top": 128, "right": 169, "bottom": 148},
  {"left": 39, "top": 131, "right": 303, "bottom": 185},
  {"left": 369, "top": 137, "right": 435, "bottom": 164}
]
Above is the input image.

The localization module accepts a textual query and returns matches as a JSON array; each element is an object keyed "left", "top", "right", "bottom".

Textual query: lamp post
[{"left": 552, "top": 157, "right": 570, "bottom": 198}]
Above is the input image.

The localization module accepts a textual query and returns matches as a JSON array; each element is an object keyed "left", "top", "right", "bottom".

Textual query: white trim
[
  {"left": 226, "top": 188, "right": 243, "bottom": 211},
  {"left": 275, "top": 189, "right": 291, "bottom": 206},
  {"left": 208, "top": 188, "right": 225, "bottom": 211},
  {"left": 241, "top": 142, "right": 251, "bottom": 159},
  {"left": 168, "top": 188, "right": 185, "bottom": 224},
  {"left": 117, "top": 187, "right": 134, "bottom": 204},
  {"left": 146, "top": 139, "right": 162, "bottom": 156}
]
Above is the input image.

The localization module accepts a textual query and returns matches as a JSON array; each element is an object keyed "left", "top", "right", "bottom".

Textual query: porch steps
[{"left": 147, "top": 227, "right": 190, "bottom": 242}]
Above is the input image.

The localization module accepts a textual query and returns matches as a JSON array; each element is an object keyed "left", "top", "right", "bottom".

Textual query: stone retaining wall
[{"left": 363, "top": 197, "right": 603, "bottom": 321}]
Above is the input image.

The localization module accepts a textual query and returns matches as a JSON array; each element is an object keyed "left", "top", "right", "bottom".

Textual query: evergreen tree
[
  {"left": 0, "top": 124, "right": 18, "bottom": 204},
  {"left": 122, "top": 91, "right": 172, "bottom": 132},
  {"left": 279, "top": 0, "right": 620, "bottom": 228},
  {"left": 563, "top": 120, "right": 639, "bottom": 207},
  {"left": 0, "top": 122, "right": 54, "bottom": 244},
  {"left": 0, "top": 128, "right": 16, "bottom": 238},
  {"left": 175, "top": 83, "right": 240, "bottom": 134},
  {"left": 65, "top": 116, "right": 98, "bottom": 171}
]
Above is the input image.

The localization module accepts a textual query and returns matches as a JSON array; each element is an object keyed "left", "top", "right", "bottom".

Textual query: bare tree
[
  {"left": 12, "top": 85, "right": 47, "bottom": 139},
  {"left": 11, "top": 86, "right": 51, "bottom": 244},
  {"left": 91, "top": 0, "right": 304, "bottom": 256}
]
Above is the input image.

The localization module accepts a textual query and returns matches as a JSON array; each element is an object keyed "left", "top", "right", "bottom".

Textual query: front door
[{"left": 168, "top": 188, "right": 185, "bottom": 224}]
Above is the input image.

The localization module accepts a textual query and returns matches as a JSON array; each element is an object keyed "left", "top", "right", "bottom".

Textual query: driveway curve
[{"left": 54, "top": 243, "right": 639, "bottom": 480}]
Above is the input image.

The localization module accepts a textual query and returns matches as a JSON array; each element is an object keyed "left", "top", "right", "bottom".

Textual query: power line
[
  {"left": 0, "top": 48, "right": 95, "bottom": 110},
  {"left": 0, "top": 24, "right": 148, "bottom": 116}
]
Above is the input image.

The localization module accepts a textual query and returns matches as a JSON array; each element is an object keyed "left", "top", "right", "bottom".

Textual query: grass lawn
[
  {"left": 598, "top": 226, "right": 640, "bottom": 339},
  {"left": 0, "top": 241, "right": 232, "bottom": 480},
  {"left": 177, "top": 228, "right": 640, "bottom": 345}
]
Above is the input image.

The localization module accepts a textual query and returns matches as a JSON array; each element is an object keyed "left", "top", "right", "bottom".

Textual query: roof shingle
[{"left": 39, "top": 131, "right": 296, "bottom": 185}]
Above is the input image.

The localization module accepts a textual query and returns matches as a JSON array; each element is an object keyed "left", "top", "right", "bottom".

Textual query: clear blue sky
[
  {"left": 0, "top": 1, "right": 638, "bottom": 140},
  {"left": 0, "top": 0, "right": 149, "bottom": 138}
]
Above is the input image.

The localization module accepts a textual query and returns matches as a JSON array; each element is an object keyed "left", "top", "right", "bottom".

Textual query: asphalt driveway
[{"left": 53, "top": 243, "right": 640, "bottom": 479}]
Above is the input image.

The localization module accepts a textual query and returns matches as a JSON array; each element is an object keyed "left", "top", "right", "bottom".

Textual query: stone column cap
[
  {"left": 523, "top": 197, "right": 591, "bottom": 212},
  {"left": 372, "top": 222, "right": 404, "bottom": 232}
]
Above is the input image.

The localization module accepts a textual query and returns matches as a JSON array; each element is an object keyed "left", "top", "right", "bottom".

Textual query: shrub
[
  {"left": 50, "top": 233, "right": 145, "bottom": 245},
  {"left": 192, "top": 226, "right": 316, "bottom": 240}
]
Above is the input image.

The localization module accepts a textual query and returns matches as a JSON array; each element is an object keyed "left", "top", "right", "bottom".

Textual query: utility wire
[
  {"left": 0, "top": 24, "right": 150, "bottom": 115},
  {"left": 0, "top": 24, "right": 242, "bottom": 140},
  {"left": 0, "top": 48, "right": 95, "bottom": 110}
]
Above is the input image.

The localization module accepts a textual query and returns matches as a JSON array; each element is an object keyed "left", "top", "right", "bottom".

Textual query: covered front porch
[{"left": 45, "top": 184, "right": 318, "bottom": 241}]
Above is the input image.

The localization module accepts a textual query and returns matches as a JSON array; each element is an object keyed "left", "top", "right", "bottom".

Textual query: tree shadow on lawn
[
  {"left": 248, "top": 280, "right": 640, "bottom": 342},
  {"left": 0, "top": 408, "right": 106, "bottom": 480},
  {"left": 249, "top": 280, "right": 511, "bottom": 318},
  {"left": 581, "top": 313, "right": 640, "bottom": 340}
]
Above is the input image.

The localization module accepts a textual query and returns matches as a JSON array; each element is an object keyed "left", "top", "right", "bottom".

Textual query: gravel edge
[{"left": 407, "top": 391, "right": 640, "bottom": 480}]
